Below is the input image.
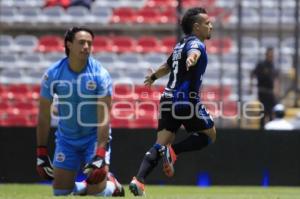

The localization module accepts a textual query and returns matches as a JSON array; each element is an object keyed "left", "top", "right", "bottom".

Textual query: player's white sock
[{"left": 95, "top": 181, "right": 116, "bottom": 197}]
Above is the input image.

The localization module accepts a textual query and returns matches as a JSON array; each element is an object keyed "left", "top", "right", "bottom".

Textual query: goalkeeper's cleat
[
  {"left": 107, "top": 172, "right": 125, "bottom": 197},
  {"left": 162, "top": 145, "right": 177, "bottom": 177},
  {"left": 129, "top": 177, "right": 145, "bottom": 196}
]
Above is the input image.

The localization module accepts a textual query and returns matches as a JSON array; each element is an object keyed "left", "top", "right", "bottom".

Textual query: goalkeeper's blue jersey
[{"left": 40, "top": 56, "right": 112, "bottom": 140}]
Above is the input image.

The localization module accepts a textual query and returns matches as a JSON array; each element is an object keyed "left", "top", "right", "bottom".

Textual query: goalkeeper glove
[
  {"left": 36, "top": 146, "right": 54, "bottom": 180},
  {"left": 83, "top": 147, "right": 107, "bottom": 184}
]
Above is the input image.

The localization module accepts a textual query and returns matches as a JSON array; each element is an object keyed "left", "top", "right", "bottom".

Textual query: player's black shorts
[{"left": 157, "top": 96, "right": 214, "bottom": 133}]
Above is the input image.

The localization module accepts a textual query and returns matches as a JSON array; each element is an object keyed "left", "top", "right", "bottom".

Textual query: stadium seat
[
  {"left": 37, "top": 35, "right": 64, "bottom": 53},
  {"left": 14, "top": 35, "right": 38, "bottom": 53},
  {"left": 45, "top": 0, "right": 71, "bottom": 9},
  {"left": 44, "top": 52, "right": 65, "bottom": 63},
  {"left": 259, "top": 37, "right": 279, "bottom": 53},
  {"left": 0, "top": 6, "right": 20, "bottom": 24},
  {"left": 241, "top": 36, "right": 259, "bottom": 55},
  {"left": 206, "top": 38, "right": 232, "bottom": 54},
  {"left": 14, "top": 101, "right": 38, "bottom": 115},
  {"left": 0, "top": 53, "right": 20, "bottom": 69},
  {"left": 90, "top": 6, "right": 112, "bottom": 24},
  {"left": 161, "top": 36, "right": 176, "bottom": 54},
  {"left": 20, "top": 53, "right": 46, "bottom": 69},
  {"left": 5, "top": 84, "right": 32, "bottom": 102},
  {"left": 111, "top": 8, "right": 137, "bottom": 24},
  {"left": 136, "top": 36, "right": 161, "bottom": 53},
  {"left": 93, "top": 52, "right": 118, "bottom": 68},
  {"left": 143, "top": 53, "right": 167, "bottom": 66},
  {"left": 182, "top": 0, "right": 216, "bottom": 8},
  {"left": 41, "top": 6, "right": 65, "bottom": 25},
  {"left": 159, "top": 7, "right": 177, "bottom": 24},
  {"left": 93, "top": 36, "right": 113, "bottom": 52},
  {"left": 18, "top": 7, "right": 41, "bottom": 24},
  {"left": 0, "top": 35, "right": 16, "bottom": 53},
  {"left": 146, "top": 0, "right": 177, "bottom": 8},
  {"left": 0, "top": 112, "right": 35, "bottom": 127},
  {"left": 24, "top": 68, "right": 46, "bottom": 84},
  {"left": 0, "top": 68, "right": 25, "bottom": 84},
  {"left": 281, "top": 8, "right": 296, "bottom": 25},
  {"left": 111, "top": 36, "right": 137, "bottom": 53},
  {"left": 136, "top": 8, "right": 161, "bottom": 24},
  {"left": 261, "top": 7, "right": 280, "bottom": 24},
  {"left": 113, "top": 84, "right": 138, "bottom": 100},
  {"left": 66, "top": 6, "right": 90, "bottom": 24},
  {"left": 94, "top": 0, "right": 127, "bottom": 8},
  {"left": 117, "top": 53, "right": 143, "bottom": 69}
]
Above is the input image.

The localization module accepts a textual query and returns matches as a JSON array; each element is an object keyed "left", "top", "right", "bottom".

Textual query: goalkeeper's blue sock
[
  {"left": 172, "top": 132, "right": 211, "bottom": 155},
  {"left": 136, "top": 144, "right": 162, "bottom": 183}
]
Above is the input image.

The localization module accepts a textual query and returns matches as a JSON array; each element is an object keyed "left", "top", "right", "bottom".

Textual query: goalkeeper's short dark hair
[
  {"left": 181, "top": 7, "right": 207, "bottom": 35},
  {"left": 64, "top": 26, "right": 94, "bottom": 56}
]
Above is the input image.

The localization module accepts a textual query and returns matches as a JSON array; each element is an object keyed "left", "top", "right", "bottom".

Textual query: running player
[{"left": 129, "top": 7, "right": 216, "bottom": 196}]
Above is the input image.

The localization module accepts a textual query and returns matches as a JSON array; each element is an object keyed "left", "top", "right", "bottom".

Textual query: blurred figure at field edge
[{"left": 250, "top": 47, "right": 280, "bottom": 129}]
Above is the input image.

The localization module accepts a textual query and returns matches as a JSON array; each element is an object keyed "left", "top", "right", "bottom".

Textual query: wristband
[
  {"left": 96, "top": 147, "right": 106, "bottom": 158},
  {"left": 150, "top": 74, "right": 157, "bottom": 81},
  {"left": 37, "top": 146, "right": 48, "bottom": 156}
]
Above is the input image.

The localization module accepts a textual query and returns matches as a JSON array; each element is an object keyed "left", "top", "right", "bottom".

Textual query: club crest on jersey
[
  {"left": 86, "top": 80, "right": 97, "bottom": 90},
  {"left": 190, "top": 41, "right": 199, "bottom": 48},
  {"left": 56, "top": 152, "right": 65, "bottom": 162}
]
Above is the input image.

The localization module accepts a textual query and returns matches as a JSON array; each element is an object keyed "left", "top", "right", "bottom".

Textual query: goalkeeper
[{"left": 36, "top": 27, "right": 124, "bottom": 197}]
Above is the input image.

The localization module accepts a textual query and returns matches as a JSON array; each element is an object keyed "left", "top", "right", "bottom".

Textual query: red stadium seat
[
  {"left": 206, "top": 37, "right": 232, "bottom": 54},
  {"left": 146, "top": 0, "right": 177, "bottom": 8},
  {"left": 161, "top": 36, "right": 177, "bottom": 53},
  {"left": 221, "top": 101, "right": 238, "bottom": 117},
  {"left": 182, "top": 0, "right": 216, "bottom": 8},
  {"left": 37, "top": 35, "right": 64, "bottom": 53},
  {"left": 111, "top": 8, "right": 137, "bottom": 24},
  {"left": 111, "top": 36, "right": 137, "bottom": 53},
  {"left": 5, "top": 84, "right": 32, "bottom": 102},
  {"left": 113, "top": 84, "right": 138, "bottom": 100},
  {"left": 0, "top": 112, "right": 31, "bottom": 127},
  {"left": 93, "top": 36, "right": 113, "bottom": 52},
  {"left": 136, "top": 8, "right": 161, "bottom": 24},
  {"left": 160, "top": 8, "right": 177, "bottom": 24},
  {"left": 14, "top": 101, "right": 38, "bottom": 115},
  {"left": 136, "top": 36, "right": 161, "bottom": 53}
]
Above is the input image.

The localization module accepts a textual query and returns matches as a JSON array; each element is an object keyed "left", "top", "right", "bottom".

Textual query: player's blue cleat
[
  {"left": 161, "top": 145, "right": 177, "bottom": 177},
  {"left": 129, "top": 177, "right": 145, "bottom": 196}
]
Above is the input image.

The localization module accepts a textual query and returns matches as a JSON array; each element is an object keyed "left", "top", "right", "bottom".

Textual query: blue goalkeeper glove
[
  {"left": 36, "top": 146, "right": 54, "bottom": 180},
  {"left": 83, "top": 147, "right": 107, "bottom": 184}
]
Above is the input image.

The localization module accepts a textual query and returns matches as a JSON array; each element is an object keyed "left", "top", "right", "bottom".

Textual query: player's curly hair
[
  {"left": 181, "top": 7, "right": 207, "bottom": 35},
  {"left": 64, "top": 26, "right": 94, "bottom": 56}
]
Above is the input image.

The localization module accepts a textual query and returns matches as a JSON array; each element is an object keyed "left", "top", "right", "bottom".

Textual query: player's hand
[
  {"left": 83, "top": 147, "right": 107, "bottom": 184},
  {"left": 144, "top": 68, "right": 156, "bottom": 86},
  {"left": 36, "top": 146, "right": 54, "bottom": 180},
  {"left": 144, "top": 75, "right": 154, "bottom": 86}
]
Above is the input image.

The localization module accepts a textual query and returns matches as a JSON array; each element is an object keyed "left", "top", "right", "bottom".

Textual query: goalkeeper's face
[{"left": 67, "top": 31, "right": 93, "bottom": 61}]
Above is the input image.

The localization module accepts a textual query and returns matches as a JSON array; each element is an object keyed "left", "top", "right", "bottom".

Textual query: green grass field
[{"left": 0, "top": 184, "right": 300, "bottom": 199}]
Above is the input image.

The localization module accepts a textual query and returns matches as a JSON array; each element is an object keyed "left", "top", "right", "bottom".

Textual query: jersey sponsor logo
[
  {"left": 55, "top": 152, "right": 65, "bottom": 162},
  {"left": 86, "top": 80, "right": 97, "bottom": 91}
]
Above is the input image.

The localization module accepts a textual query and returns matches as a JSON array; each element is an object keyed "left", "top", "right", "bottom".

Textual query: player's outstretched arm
[
  {"left": 186, "top": 51, "right": 201, "bottom": 71},
  {"left": 144, "top": 63, "right": 170, "bottom": 86},
  {"left": 36, "top": 97, "right": 54, "bottom": 180}
]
